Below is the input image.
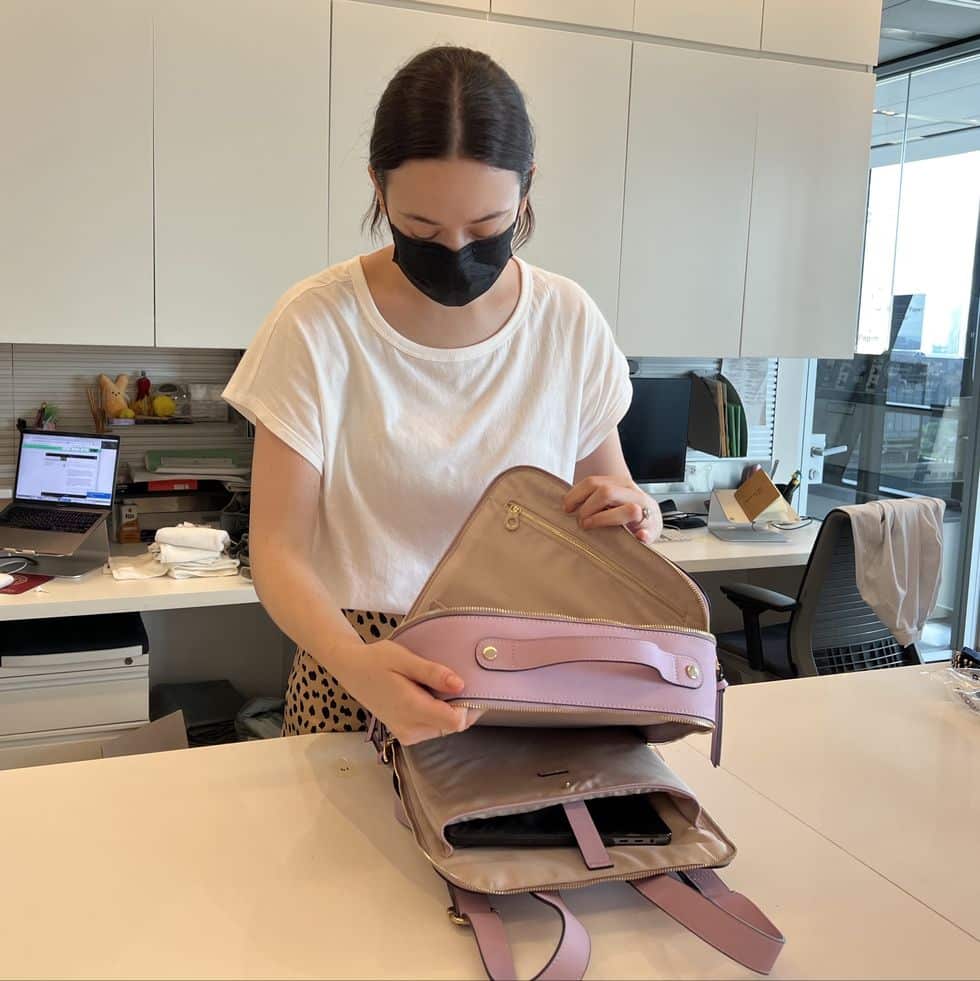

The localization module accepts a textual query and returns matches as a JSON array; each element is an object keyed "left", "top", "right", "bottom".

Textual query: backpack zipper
[
  {"left": 392, "top": 605, "right": 715, "bottom": 642},
  {"left": 451, "top": 701, "right": 710, "bottom": 727},
  {"left": 505, "top": 502, "right": 709, "bottom": 624}
]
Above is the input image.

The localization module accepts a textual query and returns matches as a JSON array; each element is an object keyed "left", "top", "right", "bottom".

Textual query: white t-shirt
[{"left": 223, "top": 256, "right": 632, "bottom": 614}]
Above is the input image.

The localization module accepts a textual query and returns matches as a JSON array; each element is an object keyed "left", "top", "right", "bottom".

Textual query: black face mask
[{"left": 389, "top": 219, "right": 516, "bottom": 307}]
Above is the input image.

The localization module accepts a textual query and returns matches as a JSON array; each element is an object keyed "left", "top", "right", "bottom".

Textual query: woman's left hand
[{"left": 562, "top": 475, "right": 662, "bottom": 544}]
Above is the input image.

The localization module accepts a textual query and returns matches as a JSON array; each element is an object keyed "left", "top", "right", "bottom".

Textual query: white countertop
[
  {"left": 0, "top": 719, "right": 977, "bottom": 978},
  {"left": 0, "top": 524, "right": 817, "bottom": 622},
  {"left": 0, "top": 563, "right": 256, "bottom": 620},
  {"left": 689, "top": 664, "right": 980, "bottom": 942},
  {"left": 650, "top": 522, "right": 819, "bottom": 573}
]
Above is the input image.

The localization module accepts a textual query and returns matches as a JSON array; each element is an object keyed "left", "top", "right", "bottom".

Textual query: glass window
[{"left": 804, "top": 57, "right": 980, "bottom": 658}]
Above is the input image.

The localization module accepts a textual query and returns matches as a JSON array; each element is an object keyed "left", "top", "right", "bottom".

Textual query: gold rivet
[
  {"left": 686, "top": 664, "right": 700, "bottom": 680},
  {"left": 483, "top": 645, "right": 498, "bottom": 660}
]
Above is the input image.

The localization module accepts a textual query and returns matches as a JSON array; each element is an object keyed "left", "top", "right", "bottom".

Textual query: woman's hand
[
  {"left": 563, "top": 474, "right": 662, "bottom": 544},
  {"left": 249, "top": 423, "right": 471, "bottom": 747},
  {"left": 333, "top": 637, "right": 472, "bottom": 746}
]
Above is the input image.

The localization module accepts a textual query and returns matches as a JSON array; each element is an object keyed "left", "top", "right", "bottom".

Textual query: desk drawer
[
  {"left": 0, "top": 667, "right": 148, "bottom": 737},
  {"left": 0, "top": 651, "right": 149, "bottom": 678}
]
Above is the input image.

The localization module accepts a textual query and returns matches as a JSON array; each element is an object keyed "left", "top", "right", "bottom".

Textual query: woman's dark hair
[{"left": 366, "top": 46, "right": 535, "bottom": 249}]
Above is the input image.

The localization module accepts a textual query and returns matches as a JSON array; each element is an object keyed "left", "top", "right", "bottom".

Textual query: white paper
[
  {"left": 721, "top": 358, "right": 769, "bottom": 428},
  {"left": 128, "top": 467, "right": 250, "bottom": 488}
]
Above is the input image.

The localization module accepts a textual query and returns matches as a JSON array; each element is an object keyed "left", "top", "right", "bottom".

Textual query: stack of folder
[{"left": 688, "top": 373, "right": 748, "bottom": 458}]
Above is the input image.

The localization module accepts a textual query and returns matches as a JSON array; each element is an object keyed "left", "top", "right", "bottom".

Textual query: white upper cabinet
[
  {"left": 329, "top": 1, "right": 490, "bottom": 265},
  {"left": 154, "top": 1, "right": 331, "bottom": 350},
  {"left": 330, "top": 1, "right": 630, "bottom": 324},
  {"left": 491, "top": 0, "right": 633, "bottom": 32},
  {"left": 633, "top": 1, "right": 763, "bottom": 51},
  {"left": 618, "top": 43, "right": 757, "bottom": 358},
  {"left": 762, "top": 0, "right": 881, "bottom": 66},
  {"left": 484, "top": 23, "right": 630, "bottom": 322},
  {"left": 0, "top": 0, "right": 153, "bottom": 346},
  {"left": 741, "top": 61, "right": 874, "bottom": 358}
]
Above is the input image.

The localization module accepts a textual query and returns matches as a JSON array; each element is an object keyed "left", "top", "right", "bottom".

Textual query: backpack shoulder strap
[
  {"left": 631, "top": 869, "right": 785, "bottom": 974},
  {"left": 447, "top": 884, "right": 591, "bottom": 981}
]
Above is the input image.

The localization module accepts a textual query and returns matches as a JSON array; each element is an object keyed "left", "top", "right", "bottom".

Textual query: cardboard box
[{"left": 0, "top": 711, "right": 188, "bottom": 771}]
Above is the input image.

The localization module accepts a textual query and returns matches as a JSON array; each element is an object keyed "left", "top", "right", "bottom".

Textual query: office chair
[{"left": 715, "top": 508, "right": 922, "bottom": 683}]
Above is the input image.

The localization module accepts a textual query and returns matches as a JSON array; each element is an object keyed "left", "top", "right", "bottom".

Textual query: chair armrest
[{"left": 720, "top": 583, "right": 798, "bottom": 614}]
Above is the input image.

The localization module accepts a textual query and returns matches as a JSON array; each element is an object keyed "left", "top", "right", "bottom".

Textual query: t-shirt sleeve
[
  {"left": 223, "top": 307, "right": 325, "bottom": 473},
  {"left": 576, "top": 299, "right": 633, "bottom": 461}
]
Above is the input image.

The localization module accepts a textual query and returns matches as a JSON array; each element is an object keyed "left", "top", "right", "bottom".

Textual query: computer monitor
[
  {"left": 617, "top": 377, "right": 692, "bottom": 483},
  {"left": 14, "top": 430, "right": 120, "bottom": 507}
]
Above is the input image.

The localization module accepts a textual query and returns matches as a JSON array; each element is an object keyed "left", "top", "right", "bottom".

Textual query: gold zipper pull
[{"left": 505, "top": 504, "right": 521, "bottom": 532}]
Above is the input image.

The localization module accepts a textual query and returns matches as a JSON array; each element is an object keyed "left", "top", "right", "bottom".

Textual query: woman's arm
[
  {"left": 565, "top": 430, "right": 663, "bottom": 543},
  {"left": 250, "top": 422, "right": 469, "bottom": 744}
]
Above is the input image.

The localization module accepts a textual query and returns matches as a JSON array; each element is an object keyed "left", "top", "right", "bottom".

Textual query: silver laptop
[
  {"left": 706, "top": 490, "right": 789, "bottom": 543},
  {"left": 0, "top": 429, "right": 120, "bottom": 557}
]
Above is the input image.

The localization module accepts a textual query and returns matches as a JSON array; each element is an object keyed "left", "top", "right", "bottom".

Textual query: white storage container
[
  {"left": 189, "top": 383, "right": 230, "bottom": 422},
  {"left": 0, "top": 613, "right": 150, "bottom": 739},
  {"left": 0, "top": 666, "right": 148, "bottom": 737}
]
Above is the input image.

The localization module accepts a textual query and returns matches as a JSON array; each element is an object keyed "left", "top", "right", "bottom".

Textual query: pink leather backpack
[{"left": 370, "top": 467, "right": 784, "bottom": 978}]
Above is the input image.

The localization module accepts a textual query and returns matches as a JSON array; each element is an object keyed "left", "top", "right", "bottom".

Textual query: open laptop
[
  {"left": 0, "top": 429, "right": 120, "bottom": 557},
  {"left": 706, "top": 489, "right": 789, "bottom": 543}
]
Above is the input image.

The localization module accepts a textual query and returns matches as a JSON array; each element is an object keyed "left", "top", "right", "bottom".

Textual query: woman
[{"left": 223, "top": 46, "right": 662, "bottom": 746}]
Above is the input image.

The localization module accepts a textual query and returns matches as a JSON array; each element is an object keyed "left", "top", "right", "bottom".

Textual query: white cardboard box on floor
[{"left": 0, "top": 711, "right": 188, "bottom": 771}]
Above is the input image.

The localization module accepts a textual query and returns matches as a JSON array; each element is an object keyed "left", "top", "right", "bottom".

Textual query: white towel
[
  {"left": 148, "top": 542, "right": 239, "bottom": 577},
  {"left": 840, "top": 498, "right": 945, "bottom": 646},
  {"left": 108, "top": 552, "right": 169, "bottom": 581},
  {"left": 155, "top": 523, "right": 230, "bottom": 553},
  {"left": 166, "top": 558, "right": 240, "bottom": 579},
  {"left": 152, "top": 541, "right": 224, "bottom": 565}
]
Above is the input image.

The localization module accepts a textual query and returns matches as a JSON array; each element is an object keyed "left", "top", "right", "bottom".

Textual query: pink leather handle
[
  {"left": 710, "top": 681, "right": 726, "bottom": 768},
  {"left": 475, "top": 635, "right": 704, "bottom": 690},
  {"left": 447, "top": 871, "right": 781, "bottom": 979},
  {"left": 562, "top": 800, "right": 613, "bottom": 871},
  {"left": 448, "top": 884, "right": 591, "bottom": 981},
  {"left": 632, "top": 869, "right": 785, "bottom": 975}
]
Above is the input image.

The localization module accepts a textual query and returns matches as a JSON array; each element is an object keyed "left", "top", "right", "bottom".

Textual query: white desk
[
  {"left": 0, "top": 525, "right": 817, "bottom": 623},
  {"left": 0, "top": 564, "right": 256, "bottom": 621},
  {"left": 0, "top": 732, "right": 976, "bottom": 980},
  {"left": 651, "top": 523, "right": 819, "bottom": 574},
  {"left": 689, "top": 666, "right": 980, "bottom": 942}
]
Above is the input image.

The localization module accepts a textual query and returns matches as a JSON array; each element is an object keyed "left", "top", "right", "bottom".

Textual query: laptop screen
[{"left": 15, "top": 433, "right": 119, "bottom": 507}]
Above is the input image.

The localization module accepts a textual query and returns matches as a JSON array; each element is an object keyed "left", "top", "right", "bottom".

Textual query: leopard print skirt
[{"left": 281, "top": 609, "right": 402, "bottom": 736}]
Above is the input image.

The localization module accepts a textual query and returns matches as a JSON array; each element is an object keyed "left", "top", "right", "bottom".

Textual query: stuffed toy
[{"left": 99, "top": 373, "right": 131, "bottom": 419}]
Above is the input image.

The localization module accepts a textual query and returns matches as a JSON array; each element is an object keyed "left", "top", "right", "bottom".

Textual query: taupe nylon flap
[
  {"left": 406, "top": 466, "right": 709, "bottom": 631},
  {"left": 396, "top": 727, "right": 735, "bottom": 895}
]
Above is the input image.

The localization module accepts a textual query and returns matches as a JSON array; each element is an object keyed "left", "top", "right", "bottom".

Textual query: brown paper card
[{"left": 734, "top": 470, "right": 782, "bottom": 522}]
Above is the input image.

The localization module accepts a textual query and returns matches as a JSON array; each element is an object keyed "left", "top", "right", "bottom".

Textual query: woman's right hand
[{"left": 333, "top": 638, "right": 472, "bottom": 746}]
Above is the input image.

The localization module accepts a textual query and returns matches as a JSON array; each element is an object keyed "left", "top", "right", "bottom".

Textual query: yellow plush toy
[
  {"left": 99, "top": 373, "right": 131, "bottom": 419},
  {"left": 152, "top": 395, "right": 176, "bottom": 418}
]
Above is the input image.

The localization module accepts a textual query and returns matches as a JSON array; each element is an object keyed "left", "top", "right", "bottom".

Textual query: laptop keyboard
[{"left": 0, "top": 506, "right": 102, "bottom": 534}]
